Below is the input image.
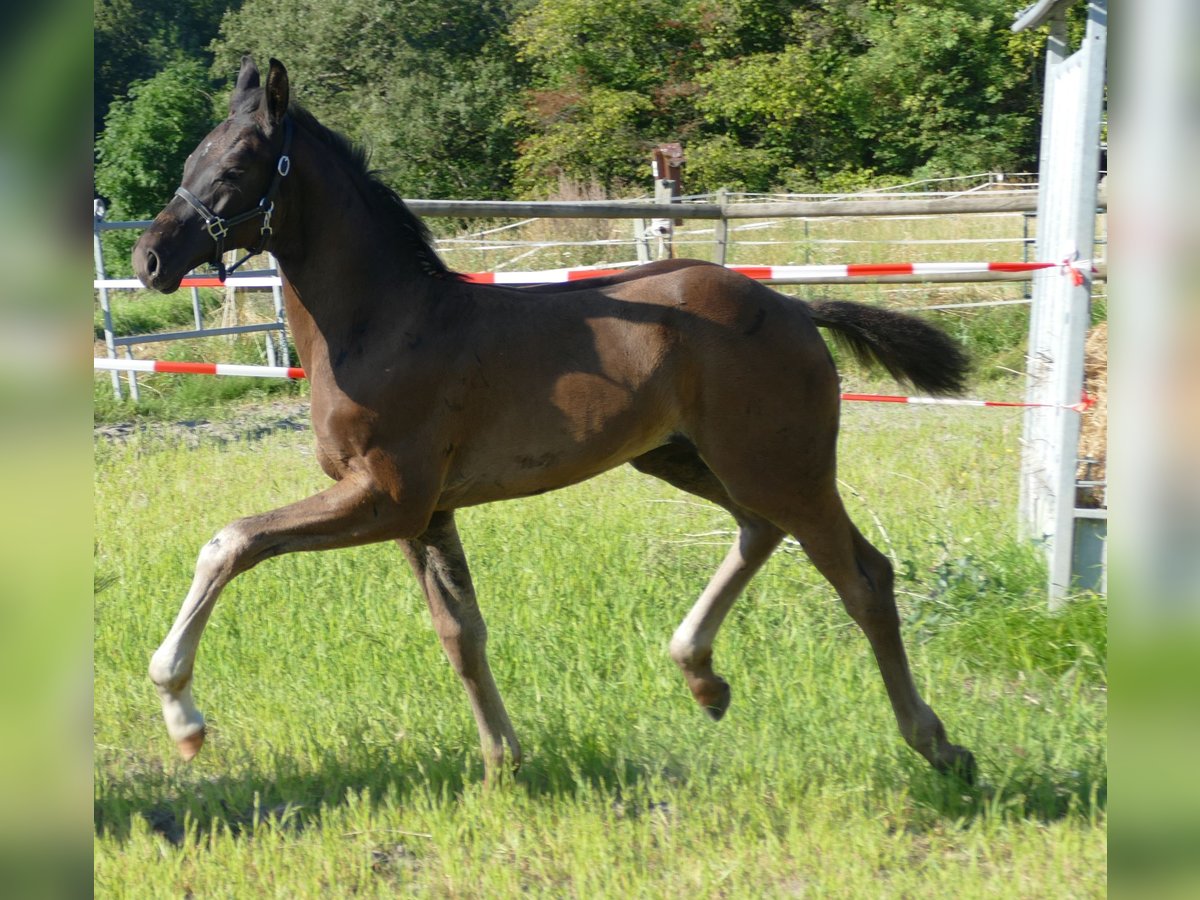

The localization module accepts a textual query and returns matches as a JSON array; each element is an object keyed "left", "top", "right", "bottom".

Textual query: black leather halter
[{"left": 174, "top": 117, "right": 294, "bottom": 282}]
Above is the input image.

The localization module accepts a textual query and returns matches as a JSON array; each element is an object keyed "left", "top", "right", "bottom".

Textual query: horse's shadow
[
  {"left": 95, "top": 738, "right": 1107, "bottom": 847},
  {"left": 898, "top": 755, "right": 1108, "bottom": 826},
  {"left": 94, "top": 731, "right": 669, "bottom": 846}
]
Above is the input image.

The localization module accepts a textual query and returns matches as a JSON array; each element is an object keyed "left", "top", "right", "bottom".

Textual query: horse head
[{"left": 133, "top": 56, "right": 292, "bottom": 292}]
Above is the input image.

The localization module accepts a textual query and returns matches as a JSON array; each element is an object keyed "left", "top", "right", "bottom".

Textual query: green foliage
[
  {"left": 841, "top": 1, "right": 1039, "bottom": 178},
  {"left": 93, "top": 0, "right": 238, "bottom": 134},
  {"left": 357, "top": 55, "right": 524, "bottom": 199},
  {"left": 94, "top": 58, "right": 216, "bottom": 214},
  {"left": 507, "top": 0, "right": 1047, "bottom": 194},
  {"left": 511, "top": 86, "right": 655, "bottom": 196},
  {"left": 94, "top": 58, "right": 218, "bottom": 275},
  {"left": 684, "top": 134, "right": 785, "bottom": 193},
  {"left": 95, "top": 0, "right": 1065, "bottom": 199},
  {"left": 693, "top": 43, "right": 861, "bottom": 190},
  {"left": 209, "top": 0, "right": 524, "bottom": 199},
  {"left": 511, "top": 0, "right": 703, "bottom": 92}
]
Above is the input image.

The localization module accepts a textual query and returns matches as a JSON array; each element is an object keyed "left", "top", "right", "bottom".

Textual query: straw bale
[{"left": 1077, "top": 322, "right": 1107, "bottom": 507}]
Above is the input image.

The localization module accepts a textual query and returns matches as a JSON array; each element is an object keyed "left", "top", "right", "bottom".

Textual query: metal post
[
  {"left": 1017, "top": 0, "right": 1107, "bottom": 605},
  {"left": 268, "top": 254, "right": 289, "bottom": 367},
  {"left": 1022, "top": 212, "right": 1034, "bottom": 301},
  {"left": 122, "top": 347, "right": 140, "bottom": 402},
  {"left": 92, "top": 213, "right": 122, "bottom": 399},
  {"left": 713, "top": 188, "right": 729, "bottom": 266},
  {"left": 190, "top": 286, "right": 204, "bottom": 331},
  {"left": 653, "top": 178, "right": 675, "bottom": 259},
  {"left": 634, "top": 219, "right": 651, "bottom": 264}
]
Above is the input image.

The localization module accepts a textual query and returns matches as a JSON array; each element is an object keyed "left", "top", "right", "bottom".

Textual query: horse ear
[
  {"left": 229, "top": 55, "right": 260, "bottom": 113},
  {"left": 264, "top": 59, "right": 290, "bottom": 129}
]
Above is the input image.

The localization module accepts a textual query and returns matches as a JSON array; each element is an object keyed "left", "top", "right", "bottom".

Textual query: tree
[
  {"left": 509, "top": 0, "right": 1050, "bottom": 194},
  {"left": 94, "top": 59, "right": 216, "bottom": 273},
  {"left": 508, "top": 0, "right": 713, "bottom": 194},
  {"left": 93, "top": 0, "right": 238, "bottom": 136},
  {"left": 208, "top": 0, "right": 524, "bottom": 199},
  {"left": 841, "top": 0, "right": 1041, "bottom": 179}
]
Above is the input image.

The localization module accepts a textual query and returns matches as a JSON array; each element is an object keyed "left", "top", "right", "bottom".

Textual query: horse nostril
[{"left": 145, "top": 249, "right": 159, "bottom": 276}]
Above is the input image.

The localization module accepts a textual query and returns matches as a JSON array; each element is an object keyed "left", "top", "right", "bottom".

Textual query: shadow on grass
[
  {"left": 96, "top": 728, "right": 1106, "bottom": 847},
  {"left": 899, "top": 756, "right": 1107, "bottom": 826},
  {"left": 94, "top": 731, "right": 673, "bottom": 847}
]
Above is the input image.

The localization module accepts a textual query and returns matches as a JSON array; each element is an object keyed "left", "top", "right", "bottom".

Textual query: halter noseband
[{"left": 174, "top": 117, "right": 294, "bottom": 282}]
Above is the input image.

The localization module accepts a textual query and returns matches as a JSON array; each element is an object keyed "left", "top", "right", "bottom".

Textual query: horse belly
[{"left": 437, "top": 376, "right": 677, "bottom": 508}]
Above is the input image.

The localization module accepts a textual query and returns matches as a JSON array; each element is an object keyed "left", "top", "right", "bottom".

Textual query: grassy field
[
  {"left": 94, "top": 204, "right": 1106, "bottom": 894},
  {"left": 93, "top": 401, "right": 1106, "bottom": 896}
]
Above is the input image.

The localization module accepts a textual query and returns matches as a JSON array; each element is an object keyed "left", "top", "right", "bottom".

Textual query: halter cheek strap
[{"left": 174, "top": 117, "right": 294, "bottom": 282}]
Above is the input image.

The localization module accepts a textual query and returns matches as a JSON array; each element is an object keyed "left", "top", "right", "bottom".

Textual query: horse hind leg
[
  {"left": 397, "top": 511, "right": 521, "bottom": 780},
  {"left": 761, "top": 485, "right": 976, "bottom": 780},
  {"left": 631, "top": 443, "right": 784, "bottom": 720},
  {"left": 671, "top": 517, "right": 783, "bottom": 719}
]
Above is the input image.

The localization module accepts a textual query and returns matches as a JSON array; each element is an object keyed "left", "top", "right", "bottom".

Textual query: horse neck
[{"left": 268, "top": 125, "right": 438, "bottom": 330}]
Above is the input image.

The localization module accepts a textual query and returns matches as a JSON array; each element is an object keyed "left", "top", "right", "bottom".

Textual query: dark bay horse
[{"left": 133, "top": 57, "right": 975, "bottom": 781}]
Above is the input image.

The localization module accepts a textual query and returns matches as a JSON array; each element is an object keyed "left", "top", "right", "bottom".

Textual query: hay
[{"left": 1077, "top": 322, "right": 1107, "bottom": 507}]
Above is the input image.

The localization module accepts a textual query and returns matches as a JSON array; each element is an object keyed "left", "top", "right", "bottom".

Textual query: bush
[{"left": 94, "top": 59, "right": 217, "bottom": 275}]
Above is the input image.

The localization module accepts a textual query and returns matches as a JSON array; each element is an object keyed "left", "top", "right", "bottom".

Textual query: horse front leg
[
  {"left": 398, "top": 511, "right": 521, "bottom": 780},
  {"left": 149, "top": 473, "right": 434, "bottom": 760}
]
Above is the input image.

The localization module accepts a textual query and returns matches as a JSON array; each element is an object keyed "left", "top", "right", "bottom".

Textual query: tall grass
[
  {"left": 94, "top": 207, "right": 1105, "bottom": 894},
  {"left": 94, "top": 402, "right": 1105, "bottom": 896}
]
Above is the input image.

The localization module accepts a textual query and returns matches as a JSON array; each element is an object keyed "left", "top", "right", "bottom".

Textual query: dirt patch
[
  {"left": 1077, "top": 323, "right": 1107, "bottom": 507},
  {"left": 94, "top": 399, "right": 311, "bottom": 448}
]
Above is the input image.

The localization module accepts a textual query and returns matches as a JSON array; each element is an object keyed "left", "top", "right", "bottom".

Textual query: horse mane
[{"left": 286, "top": 103, "right": 462, "bottom": 280}]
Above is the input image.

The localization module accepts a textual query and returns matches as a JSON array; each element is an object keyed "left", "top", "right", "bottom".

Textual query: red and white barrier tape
[
  {"left": 92, "top": 358, "right": 1095, "bottom": 413},
  {"left": 93, "top": 258, "right": 1094, "bottom": 291},
  {"left": 840, "top": 391, "right": 1095, "bottom": 413},
  {"left": 93, "top": 358, "right": 305, "bottom": 379},
  {"left": 95, "top": 275, "right": 281, "bottom": 289}
]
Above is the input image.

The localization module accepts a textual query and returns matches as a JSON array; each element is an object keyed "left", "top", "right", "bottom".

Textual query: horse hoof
[
  {"left": 937, "top": 746, "right": 977, "bottom": 785},
  {"left": 700, "top": 681, "right": 731, "bottom": 721},
  {"left": 176, "top": 727, "right": 206, "bottom": 761}
]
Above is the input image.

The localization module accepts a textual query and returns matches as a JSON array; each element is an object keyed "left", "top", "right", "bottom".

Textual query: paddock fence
[
  {"left": 94, "top": 178, "right": 1107, "bottom": 400},
  {"left": 93, "top": 179, "right": 1108, "bottom": 591}
]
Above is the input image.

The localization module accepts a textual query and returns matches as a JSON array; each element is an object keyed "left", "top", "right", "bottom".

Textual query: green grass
[
  {"left": 94, "top": 290, "right": 223, "bottom": 341},
  {"left": 93, "top": 404, "right": 1106, "bottom": 896}
]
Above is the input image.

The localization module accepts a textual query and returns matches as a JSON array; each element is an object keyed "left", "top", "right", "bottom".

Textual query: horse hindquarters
[{"left": 672, "top": 309, "right": 974, "bottom": 778}]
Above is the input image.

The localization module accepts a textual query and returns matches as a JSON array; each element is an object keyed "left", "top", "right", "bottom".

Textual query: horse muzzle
[{"left": 132, "top": 214, "right": 206, "bottom": 294}]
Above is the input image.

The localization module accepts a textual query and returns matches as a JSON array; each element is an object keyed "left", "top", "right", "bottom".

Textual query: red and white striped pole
[
  {"left": 92, "top": 358, "right": 306, "bottom": 380},
  {"left": 91, "top": 358, "right": 1094, "bottom": 413},
  {"left": 93, "top": 258, "right": 1094, "bottom": 291}
]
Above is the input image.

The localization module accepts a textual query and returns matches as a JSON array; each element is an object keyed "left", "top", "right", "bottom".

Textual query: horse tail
[{"left": 805, "top": 300, "right": 969, "bottom": 396}]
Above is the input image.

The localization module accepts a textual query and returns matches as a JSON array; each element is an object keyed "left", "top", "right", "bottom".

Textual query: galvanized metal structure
[
  {"left": 1012, "top": 0, "right": 1108, "bottom": 603},
  {"left": 94, "top": 207, "right": 290, "bottom": 400}
]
